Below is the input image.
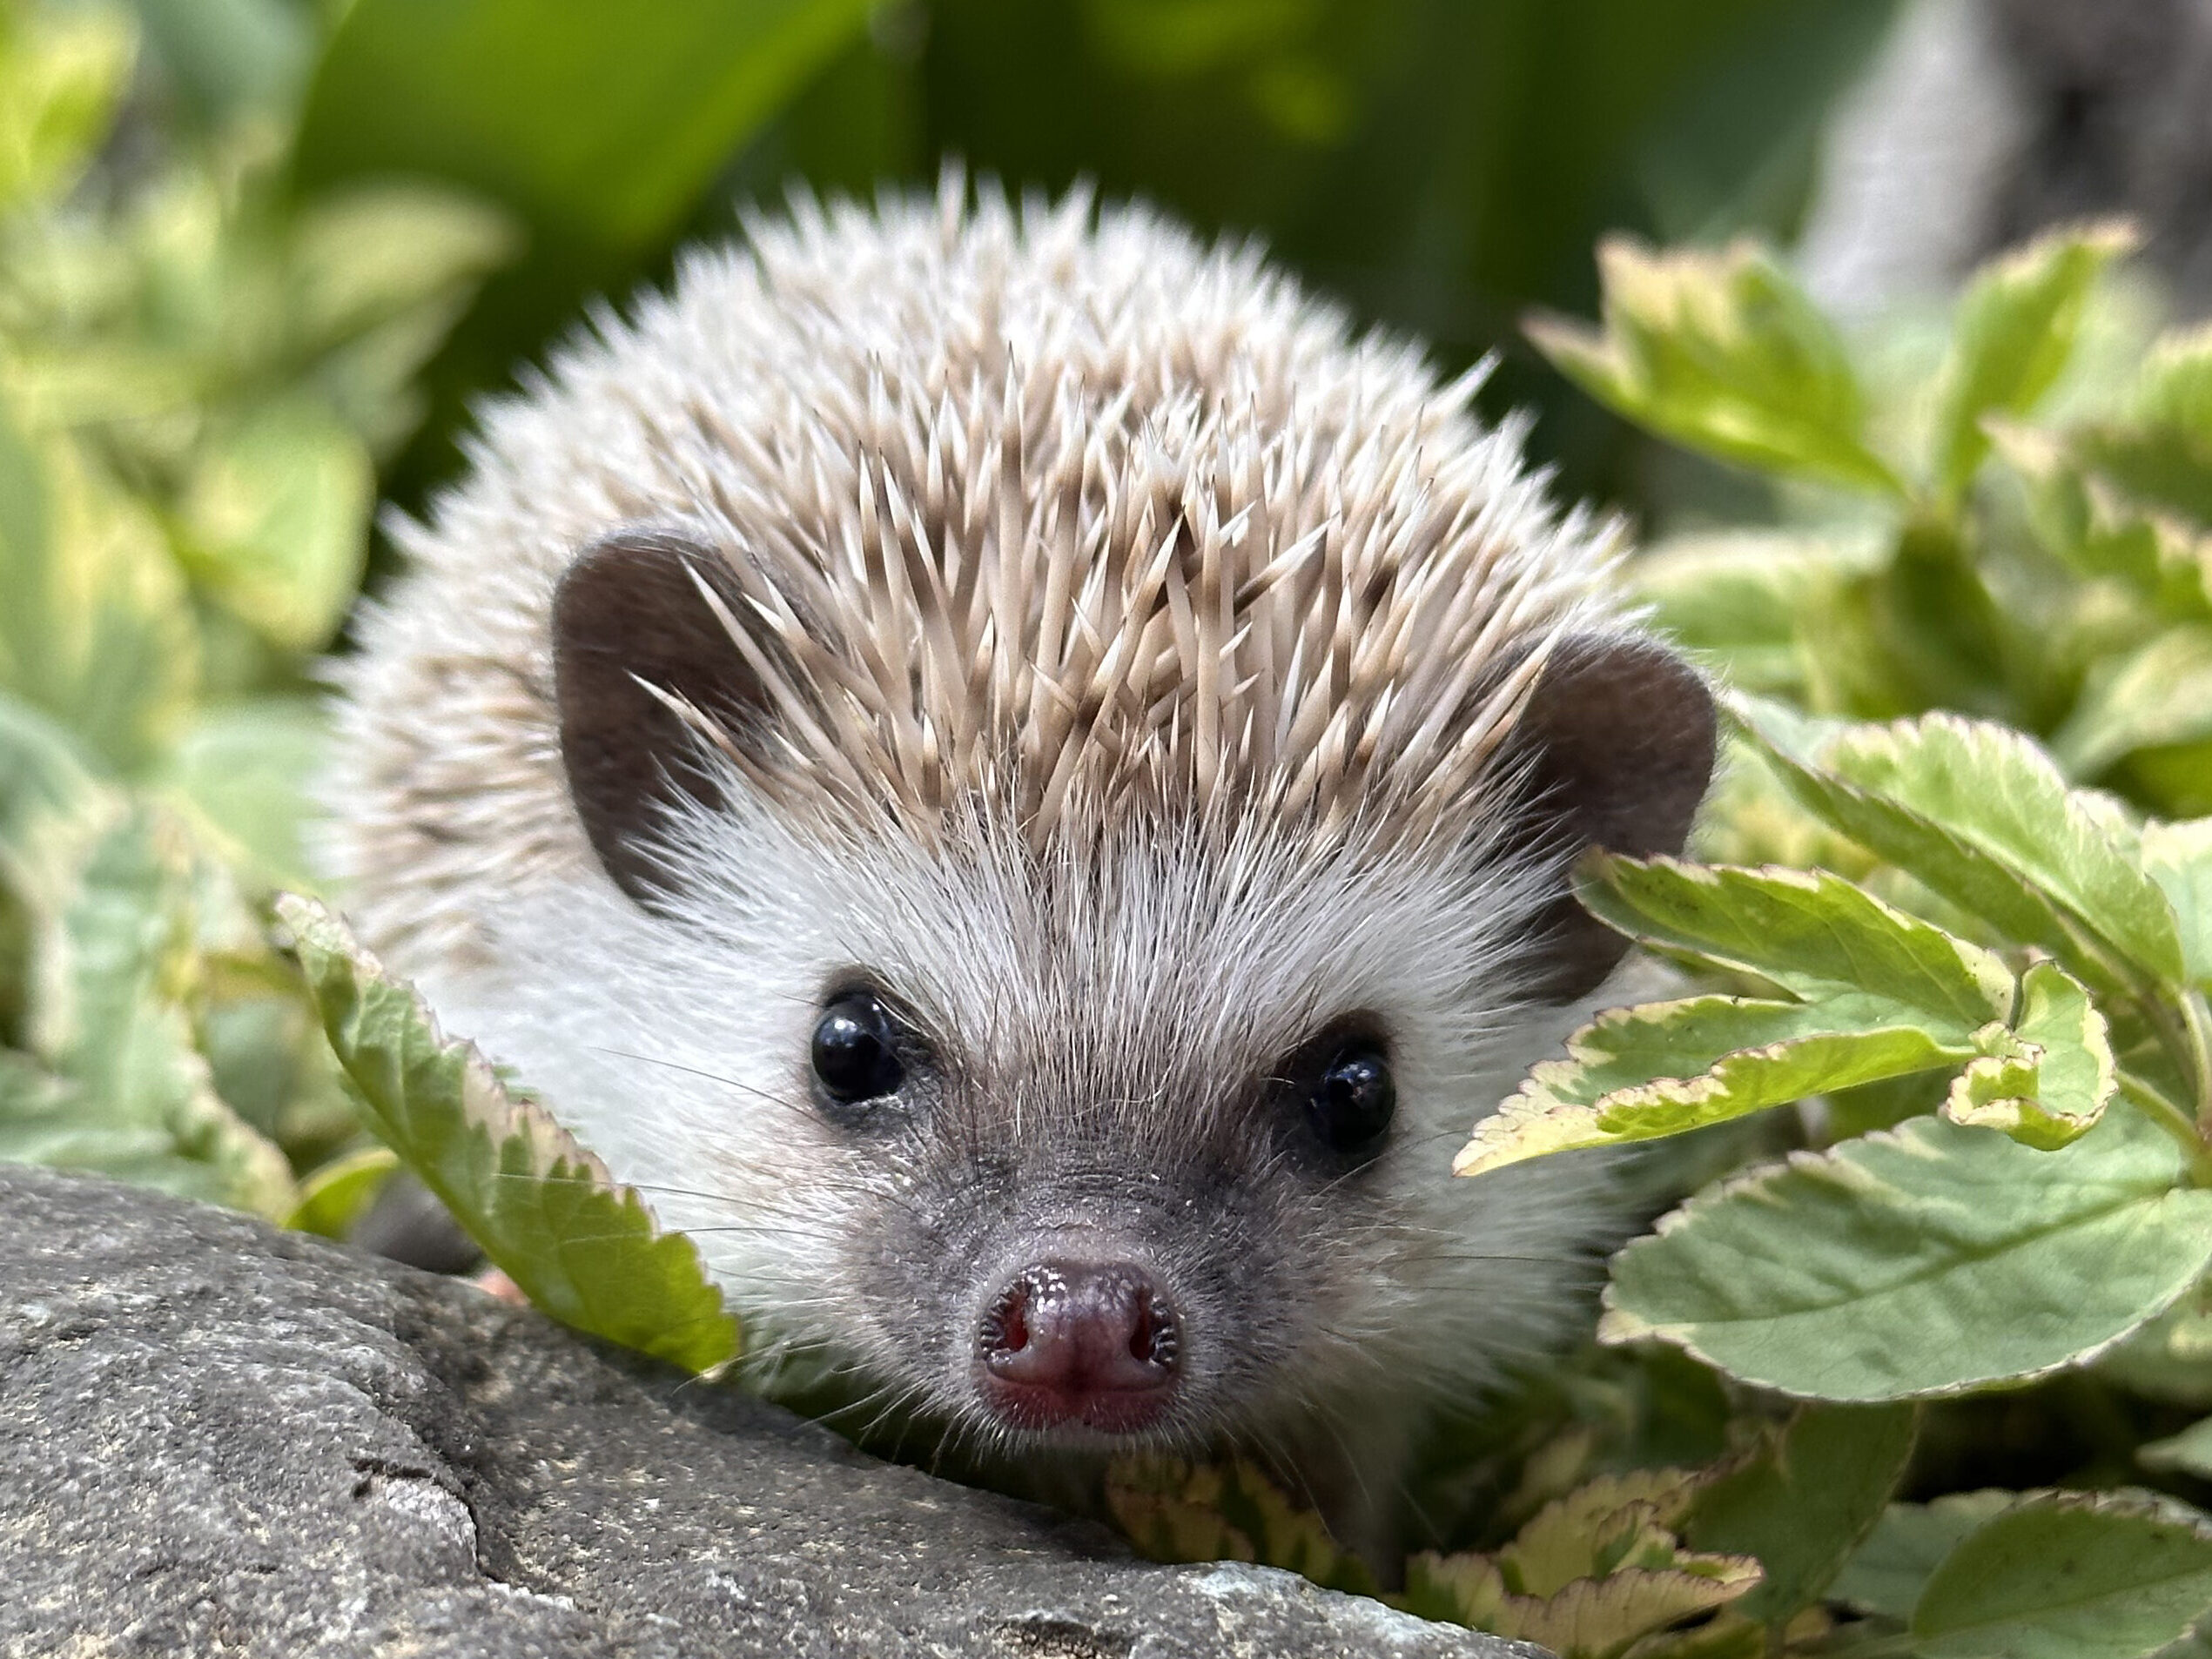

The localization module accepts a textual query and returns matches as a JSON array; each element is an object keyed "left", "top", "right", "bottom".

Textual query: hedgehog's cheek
[{"left": 969, "top": 1254, "right": 1184, "bottom": 1436}]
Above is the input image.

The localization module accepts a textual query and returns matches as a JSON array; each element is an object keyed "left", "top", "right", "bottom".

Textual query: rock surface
[{"left": 0, "top": 1165, "right": 1537, "bottom": 1659}]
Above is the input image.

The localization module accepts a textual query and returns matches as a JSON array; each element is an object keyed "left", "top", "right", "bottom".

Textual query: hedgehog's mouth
[{"left": 970, "top": 1256, "right": 1183, "bottom": 1436}]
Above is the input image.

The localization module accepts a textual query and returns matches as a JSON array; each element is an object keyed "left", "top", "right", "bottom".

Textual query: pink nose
[{"left": 976, "top": 1260, "right": 1181, "bottom": 1434}]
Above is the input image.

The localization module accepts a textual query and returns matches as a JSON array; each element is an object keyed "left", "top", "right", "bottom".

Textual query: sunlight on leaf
[{"left": 1527, "top": 237, "right": 1899, "bottom": 494}]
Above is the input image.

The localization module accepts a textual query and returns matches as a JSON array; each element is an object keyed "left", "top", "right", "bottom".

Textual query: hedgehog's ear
[
  {"left": 1493, "top": 634, "right": 1716, "bottom": 1004},
  {"left": 551, "top": 529, "right": 770, "bottom": 909}
]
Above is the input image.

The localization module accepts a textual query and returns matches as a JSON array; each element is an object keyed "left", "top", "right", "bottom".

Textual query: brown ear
[
  {"left": 1496, "top": 633, "right": 1716, "bottom": 1003},
  {"left": 551, "top": 529, "right": 767, "bottom": 907}
]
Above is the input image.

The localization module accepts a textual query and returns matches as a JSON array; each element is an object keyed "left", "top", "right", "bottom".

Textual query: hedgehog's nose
[{"left": 976, "top": 1259, "right": 1181, "bottom": 1434}]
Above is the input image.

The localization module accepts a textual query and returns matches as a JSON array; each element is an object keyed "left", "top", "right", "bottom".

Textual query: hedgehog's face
[{"left": 533, "top": 529, "right": 1713, "bottom": 1462}]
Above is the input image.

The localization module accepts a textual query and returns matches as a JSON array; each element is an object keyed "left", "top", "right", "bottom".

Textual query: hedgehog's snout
[{"left": 974, "top": 1258, "right": 1182, "bottom": 1434}]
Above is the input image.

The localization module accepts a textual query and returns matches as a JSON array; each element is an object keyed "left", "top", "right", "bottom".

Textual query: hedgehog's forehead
[{"left": 726, "top": 798, "right": 1523, "bottom": 1083}]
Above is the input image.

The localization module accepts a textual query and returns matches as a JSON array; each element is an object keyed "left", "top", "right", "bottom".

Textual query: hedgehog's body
[{"left": 327, "top": 184, "right": 1713, "bottom": 1559}]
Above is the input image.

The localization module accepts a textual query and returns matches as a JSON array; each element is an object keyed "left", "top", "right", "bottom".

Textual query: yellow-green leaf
[
  {"left": 1928, "top": 222, "right": 2136, "bottom": 500},
  {"left": 1527, "top": 237, "right": 1899, "bottom": 494},
  {"left": 1941, "top": 962, "right": 2115, "bottom": 1148}
]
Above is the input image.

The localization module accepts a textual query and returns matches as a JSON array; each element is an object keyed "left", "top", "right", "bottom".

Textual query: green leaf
[
  {"left": 1630, "top": 529, "right": 1886, "bottom": 703},
  {"left": 289, "top": 183, "right": 519, "bottom": 355},
  {"left": 1927, "top": 222, "right": 2136, "bottom": 500},
  {"left": 1526, "top": 237, "right": 1899, "bottom": 494},
  {"left": 1576, "top": 856, "right": 2016, "bottom": 1026},
  {"left": 0, "top": 688, "right": 111, "bottom": 913},
  {"left": 1911, "top": 1491, "right": 2212, "bottom": 1659},
  {"left": 1742, "top": 702, "right": 2189, "bottom": 991},
  {"left": 1829, "top": 1491, "right": 2015, "bottom": 1620},
  {"left": 1941, "top": 961, "right": 2115, "bottom": 1149},
  {"left": 2054, "top": 628, "right": 2212, "bottom": 781},
  {"left": 278, "top": 893, "right": 741, "bottom": 1374},
  {"left": 0, "top": 407, "right": 198, "bottom": 772},
  {"left": 1994, "top": 425, "right": 2212, "bottom": 623},
  {"left": 1599, "top": 1105, "right": 2212, "bottom": 1400},
  {"left": 176, "top": 399, "right": 373, "bottom": 654},
  {"left": 2139, "top": 320, "right": 2212, "bottom": 436},
  {"left": 1683, "top": 1402, "right": 1918, "bottom": 1625},
  {"left": 294, "top": 0, "right": 874, "bottom": 257},
  {"left": 3, "top": 809, "right": 293, "bottom": 1216},
  {"left": 2097, "top": 1292, "right": 2212, "bottom": 1406},
  {"left": 154, "top": 697, "right": 327, "bottom": 890},
  {"left": 2144, "top": 818, "right": 2212, "bottom": 988},
  {"left": 0, "top": 0, "right": 136, "bottom": 207},
  {"left": 285, "top": 1145, "right": 400, "bottom": 1239},
  {"left": 1106, "top": 1456, "right": 1379, "bottom": 1598},
  {"left": 129, "top": 0, "right": 311, "bottom": 126},
  {"left": 1457, "top": 996, "right": 1977, "bottom": 1178}
]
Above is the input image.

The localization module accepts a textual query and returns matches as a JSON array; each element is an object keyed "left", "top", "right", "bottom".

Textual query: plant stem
[
  {"left": 2122, "top": 1073, "right": 2212, "bottom": 1185},
  {"left": 2182, "top": 990, "right": 2212, "bottom": 1125}
]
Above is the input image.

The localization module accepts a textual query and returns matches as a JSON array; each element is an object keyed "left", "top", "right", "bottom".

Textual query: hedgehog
[{"left": 324, "top": 178, "right": 1715, "bottom": 1562}]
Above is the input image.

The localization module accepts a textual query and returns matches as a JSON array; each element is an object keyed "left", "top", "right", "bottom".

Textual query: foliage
[
  {"left": 13, "top": 2, "right": 2212, "bottom": 1653},
  {"left": 0, "top": 0, "right": 506, "bottom": 1219}
]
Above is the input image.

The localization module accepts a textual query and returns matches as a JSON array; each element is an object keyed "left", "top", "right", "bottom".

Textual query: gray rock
[{"left": 0, "top": 1165, "right": 1538, "bottom": 1659}]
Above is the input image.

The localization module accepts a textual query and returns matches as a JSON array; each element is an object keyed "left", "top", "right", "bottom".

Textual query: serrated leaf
[
  {"left": 1829, "top": 1492, "right": 2017, "bottom": 1619},
  {"left": 1911, "top": 1491, "right": 2212, "bottom": 1659},
  {"left": 1104, "top": 1456, "right": 1377, "bottom": 1598},
  {"left": 1742, "top": 702, "right": 2189, "bottom": 991},
  {"left": 278, "top": 893, "right": 739, "bottom": 1374},
  {"left": 2145, "top": 819, "right": 2212, "bottom": 988},
  {"left": 1995, "top": 426, "right": 2212, "bottom": 622},
  {"left": 1526, "top": 238, "right": 1899, "bottom": 494},
  {"left": 1928, "top": 222, "right": 2136, "bottom": 499},
  {"left": 1404, "top": 1547, "right": 1759, "bottom": 1659},
  {"left": 1577, "top": 857, "right": 2016, "bottom": 1026},
  {"left": 1457, "top": 997, "right": 1976, "bottom": 1177},
  {"left": 1600, "top": 1105, "right": 2212, "bottom": 1400},
  {"left": 2054, "top": 627, "right": 2212, "bottom": 780},
  {"left": 1684, "top": 1402, "right": 1918, "bottom": 1626},
  {"left": 1503, "top": 1467, "right": 1704, "bottom": 1594},
  {"left": 1941, "top": 961, "right": 2114, "bottom": 1148}
]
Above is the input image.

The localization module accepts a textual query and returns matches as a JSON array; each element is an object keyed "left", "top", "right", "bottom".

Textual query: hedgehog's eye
[
  {"left": 1303, "top": 1040, "right": 1395, "bottom": 1154},
  {"left": 811, "top": 991, "right": 906, "bottom": 1105}
]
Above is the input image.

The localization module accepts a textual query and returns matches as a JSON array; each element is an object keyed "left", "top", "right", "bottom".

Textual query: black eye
[
  {"left": 810, "top": 991, "right": 905, "bottom": 1105},
  {"left": 1304, "top": 1041, "right": 1395, "bottom": 1154}
]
